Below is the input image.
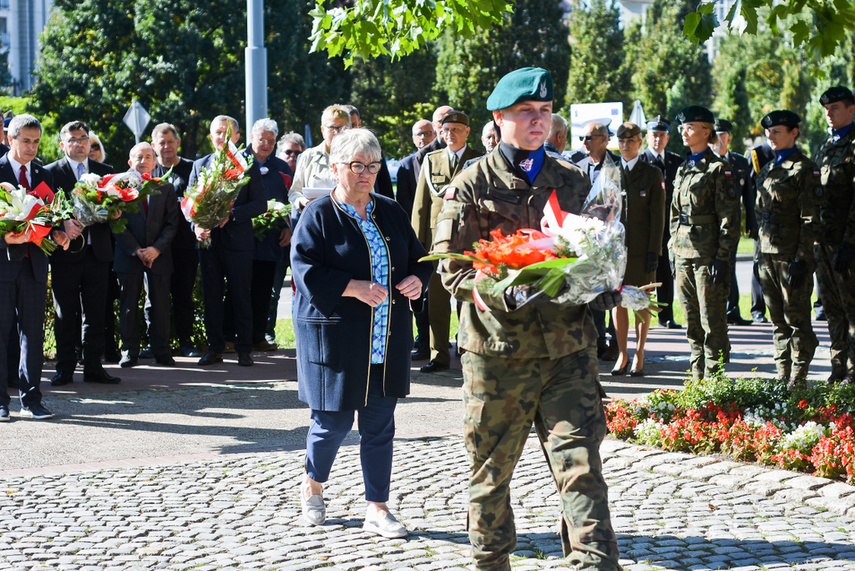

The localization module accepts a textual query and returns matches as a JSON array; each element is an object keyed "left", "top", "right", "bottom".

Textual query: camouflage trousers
[
  {"left": 674, "top": 257, "right": 730, "bottom": 380},
  {"left": 814, "top": 242, "right": 855, "bottom": 378},
  {"left": 757, "top": 254, "right": 818, "bottom": 380},
  {"left": 461, "top": 348, "right": 620, "bottom": 571}
]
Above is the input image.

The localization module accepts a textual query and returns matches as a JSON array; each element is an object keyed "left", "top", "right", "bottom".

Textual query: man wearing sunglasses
[{"left": 412, "top": 111, "right": 482, "bottom": 373}]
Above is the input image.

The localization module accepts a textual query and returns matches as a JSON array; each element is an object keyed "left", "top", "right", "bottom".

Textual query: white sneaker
[
  {"left": 301, "top": 491, "right": 325, "bottom": 525},
  {"left": 363, "top": 510, "right": 407, "bottom": 538}
]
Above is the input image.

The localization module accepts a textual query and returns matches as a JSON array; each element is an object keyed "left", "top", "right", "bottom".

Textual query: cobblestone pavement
[{"left": 2, "top": 434, "right": 855, "bottom": 570}]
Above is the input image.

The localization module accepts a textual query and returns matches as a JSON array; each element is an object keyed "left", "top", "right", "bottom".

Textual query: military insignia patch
[
  {"left": 724, "top": 171, "right": 732, "bottom": 177},
  {"left": 814, "top": 170, "right": 821, "bottom": 177},
  {"left": 815, "top": 187, "right": 823, "bottom": 197},
  {"left": 519, "top": 158, "right": 534, "bottom": 171},
  {"left": 444, "top": 187, "right": 457, "bottom": 200},
  {"left": 728, "top": 186, "right": 737, "bottom": 198},
  {"left": 661, "top": 181, "right": 666, "bottom": 190},
  {"left": 539, "top": 80, "right": 548, "bottom": 98}
]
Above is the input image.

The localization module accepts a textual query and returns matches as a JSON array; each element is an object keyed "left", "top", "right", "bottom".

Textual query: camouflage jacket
[
  {"left": 431, "top": 149, "right": 597, "bottom": 360},
  {"left": 668, "top": 150, "right": 740, "bottom": 261},
  {"left": 754, "top": 148, "right": 820, "bottom": 263},
  {"left": 816, "top": 127, "right": 855, "bottom": 247}
]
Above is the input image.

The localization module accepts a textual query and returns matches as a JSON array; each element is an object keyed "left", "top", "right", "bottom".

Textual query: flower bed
[{"left": 605, "top": 375, "right": 855, "bottom": 483}]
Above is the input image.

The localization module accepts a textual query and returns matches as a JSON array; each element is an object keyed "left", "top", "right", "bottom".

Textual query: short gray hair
[
  {"left": 251, "top": 118, "right": 278, "bottom": 137},
  {"left": 329, "top": 128, "right": 381, "bottom": 164},
  {"left": 8, "top": 114, "right": 41, "bottom": 139},
  {"left": 548, "top": 114, "right": 568, "bottom": 139},
  {"left": 278, "top": 131, "right": 305, "bottom": 150},
  {"left": 211, "top": 115, "right": 239, "bottom": 135},
  {"left": 129, "top": 142, "right": 155, "bottom": 159}
]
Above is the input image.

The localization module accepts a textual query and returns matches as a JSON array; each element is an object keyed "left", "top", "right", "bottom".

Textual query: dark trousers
[
  {"left": 413, "top": 293, "right": 430, "bottom": 349},
  {"left": 726, "top": 247, "right": 742, "bottom": 319},
  {"left": 751, "top": 240, "right": 767, "bottom": 317},
  {"left": 51, "top": 250, "right": 109, "bottom": 375},
  {"left": 118, "top": 270, "right": 171, "bottom": 359},
  {"left": 0, "top": 263, "right": 46, "bottom": 408},
  {"left": 266, "top": 259, "right": 290, "bottom": 338},
  {"left": 199, "top": 245, "right": 253, "bottom": 353},
  {"left": 305, "top": 366, "right": 398, "bottom": 502},
  {"left": 656, "top": 253, "right": 676, "bottom": 324},
  {"left": 250, "top": 260, "right": 277, "bottom": 345},
  {"left": 170, "top": 247, "right": 199, "bottom": 346}
]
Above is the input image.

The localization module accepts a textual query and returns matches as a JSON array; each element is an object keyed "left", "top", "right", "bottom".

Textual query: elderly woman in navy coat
[{"left": 291, "top": 128, "right": 432, "bottom": 538}]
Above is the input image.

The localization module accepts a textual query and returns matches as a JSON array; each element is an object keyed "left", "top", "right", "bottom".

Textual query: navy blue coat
[
  {"left": 291, "top": 192, "right": 433, "bottom": 412},
  {"left": 250, "top": 150, "right": 292, "bottom": 262}
]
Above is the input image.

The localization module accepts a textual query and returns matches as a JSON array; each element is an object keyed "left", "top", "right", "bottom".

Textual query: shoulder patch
[
  {"left": 814, "top": 170, "right": 821, "bottom": 177},
  {"left": 815, "top": 186, "right": 823, "bottom": 197},
  {"left": 724, "top": 171, "right": 733, "bottom": 177},
  {"left": 444, "top": 187, "right": 457, "bottom": 200},
  {"left": 728, "top": 186, "right": 737, "bottom": 198},
  {"left": 661, "top": 180, "right": 666, "bottom": 190}
]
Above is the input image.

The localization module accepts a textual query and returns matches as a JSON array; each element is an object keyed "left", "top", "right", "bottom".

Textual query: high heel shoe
[
  {"left": 611, "top": 363, "right": 628, "bottom": 376},
  {"left": 629, "top": 368, "right": 645, "bottom": 377}
]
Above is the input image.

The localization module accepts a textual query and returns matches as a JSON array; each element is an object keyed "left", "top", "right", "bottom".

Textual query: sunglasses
[
  {"left": 283, "top": 150, "right": 300, "bottom": 156},
  {"left": 579, "top": 134, "right": 604, "bottom": 142},
  {"left": 90, "top": 144, "right": 101, "bottom": 150}
]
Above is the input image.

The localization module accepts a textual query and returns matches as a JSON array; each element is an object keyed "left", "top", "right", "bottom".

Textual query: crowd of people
[{"left": 2, "top": 64, "right": 855, "bottom": 569}]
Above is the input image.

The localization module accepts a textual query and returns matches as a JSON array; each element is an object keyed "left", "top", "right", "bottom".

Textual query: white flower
[{"left": 80, "top": 173, "right": 102, "bottom": 186}]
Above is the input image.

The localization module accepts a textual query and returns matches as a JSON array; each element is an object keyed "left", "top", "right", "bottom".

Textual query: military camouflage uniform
[
  {"left": 755, "top": 149, "right": 820, "bottom": 381},
  {"left": 669, "top": 151, "right": 740, "bottom": 380},
  {"left": 815, "top": 128, "right": 855, "bottom": 379},
  {"left": 432, "top": 150, "right": 620, "bottom": 571}
]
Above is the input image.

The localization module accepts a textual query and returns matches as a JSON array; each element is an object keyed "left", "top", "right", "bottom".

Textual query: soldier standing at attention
[
  {"left": 815, "top": 86, "right": 855, "bottom": 385},
  {"left": 432, "top": 67, "right": 621, "bottom": 571},
  {"left": 670, "top": 106, "right": 740, "bottom": 380},
  {"left": 754, "top": 111, "right": 820, "bottom": 389}
]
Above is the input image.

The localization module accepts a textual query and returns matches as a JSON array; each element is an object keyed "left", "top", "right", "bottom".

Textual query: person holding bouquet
[
  {"left": 0, "top": 114, "right": 70, "bottom": 420},
  {"left": 431, "top": 68, "right": 621, "bottom": 571},
  {"left": 669, "top": 106, "right": 741, "bottom": 380},
  {"left": 611, "top": 122, "right": 666, "bottom": 377}
]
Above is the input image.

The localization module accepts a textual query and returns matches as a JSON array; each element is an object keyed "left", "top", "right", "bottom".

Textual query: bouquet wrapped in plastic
[
  {"left": 72, "top": 170, "right": 166, "bottom": 233},
  {"left": 0, "top": 181, "right": 72, "bottom": 254},
  {"left": 180, "top": 132, "right": 253, "bottom": 248},
  {"left": 252, "top": 200, "right": 291, "bottom": 240},
  {"left": 423, "top": 157, "right": 661, "bottom": 314}
]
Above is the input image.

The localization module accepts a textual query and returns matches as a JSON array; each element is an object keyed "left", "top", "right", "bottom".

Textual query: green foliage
[
  {"left": 436, "top": 0, "right": 570, "bottom": 144},
  {"left": 309, "top": 0, "right": 513, "bottom": 66},
  {"left": 686, "top": 0, "right": 855, "bottom": 60}
]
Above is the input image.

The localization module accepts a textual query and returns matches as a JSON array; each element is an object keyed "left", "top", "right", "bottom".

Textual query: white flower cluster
[
  {"left": 777, "top": 421, "right": 828, "bottom": 454},
  {"left": 634, "top": 418, "right": 664, "bottom": 446},
  {"left": 744, "top": 403, "right": 794, "bottom": 431},
  {"left": 0, "top": 182, "right": 42, "bottom": 221}
]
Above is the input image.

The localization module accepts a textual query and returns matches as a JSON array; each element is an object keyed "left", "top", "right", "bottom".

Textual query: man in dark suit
[
  {"left": 396, "top": 119, "right": 436, "bottom": 218},
  {"left": 0, "top": 114, "right": 70, "bottom": 419},
  {"left": 189, "top": 115, "right": 266, "bottom": 367},
  {"left": 151, "top": 122, "right": 200, "bottom": 358},
  {"left": 46, "top": 120, "right": 120, "bottom": 386},
  {"left": 713, "top": 118, "right": 756, "bottom": 326},
  {"left": 114, "top": 143, "right": 179, "bottom": 368},
  {"left": 639, "top": 116, "right": 684, "bottom": 329},
  {"left": 413, "top": 105, "right": 453, "bottom": 183}
]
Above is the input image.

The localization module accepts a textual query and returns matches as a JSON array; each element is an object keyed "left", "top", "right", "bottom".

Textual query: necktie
[
  {"left": 654, "top": 154, "right": 664, "bottom": 170},
  {"left": 142, "top": 196, "right": 148, "bottom": 217},
  {"left": 19, "top": 165, "right": 29, "bottom": 191},
  {"left": 450, "top": 153, "right": 458, "bottom": 171},
  {"left": 77, "top": 162, "right": 84, "bottom": 180}
]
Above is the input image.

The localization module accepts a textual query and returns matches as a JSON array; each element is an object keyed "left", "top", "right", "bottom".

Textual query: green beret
[
  {"left": 714, "top": 118, "right": 733, "bottom": 133},
  {"left": 675, "top": 105, "right": 715, "bottom": 124},
  {"left": 441, "top": 111, "right": 469, "bottom": 127},
  {"left": 761, "top": 110, "right": 801, "bottom": 129},
  {"left": 616, "top": 122, "right": 640, "bottom": 139},
  {"left": 486, "top": 67, "right": 553, "bottom": 111},
  {"left": 820, "top": 86, "right": 855, "bottom": 106}
]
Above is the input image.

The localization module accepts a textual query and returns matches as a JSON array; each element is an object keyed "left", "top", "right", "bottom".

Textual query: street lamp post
[{"left": 246, "top": 0, "right": 268, "bottom": 133}]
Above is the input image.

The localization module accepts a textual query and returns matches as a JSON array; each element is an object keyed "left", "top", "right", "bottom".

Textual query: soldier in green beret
[
  {"left": 755, "top": 110, "right": 820, "bottom": 389},
  {"left": 815, "top": 86, "right": 855, "bottom": 385},
  {"left": 432, "top": 67, "right": 621, "bottom": 571},
  {"left": 669, "top": 105, "right": 740, "bottom": 380}
]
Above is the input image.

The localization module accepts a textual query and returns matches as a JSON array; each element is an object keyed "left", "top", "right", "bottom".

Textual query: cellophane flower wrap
[
  {"left": 0, "top": 181, "right": 72, "bottom": 255},
  {"left": 72, "top": 170, "right": 165, "bottom": 233},
  {"left": 422, "top": 156, "right": 661, "bottom": 313},
  {"left": 180, "top": 133, "right": 253, "bottom": 248},
  {"left": 252, "top": 200, "right": 291, "bottom": 240}
]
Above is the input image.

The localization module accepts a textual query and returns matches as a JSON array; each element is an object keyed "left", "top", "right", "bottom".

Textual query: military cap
[
  {"left": 645, "top": 116, "right": 670, "bottom": 132},
  {"left": 675, "top": 105, "right": 715, "bottom": 124},
  {"left": 761, "top": 110, "right": 801, "bottom": 129},
  {"left": 441, "top": 111, "right": 469, "bottom": 127},
  {"left": 820, "top": 86, "right": 855, "bottom": 106},
  {"left": 616, "top": 122, "right": 641, "bottom": 139},
  {"left": 486, "top": 67, "right": 553, "bottom": 111},
  {"left": 714, "top": 118, "right": 733, "bottom": 133}
]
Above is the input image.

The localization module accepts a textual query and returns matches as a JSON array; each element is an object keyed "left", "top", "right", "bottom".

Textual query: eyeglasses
[
  {"left": 579, "top": 134, "right": 605, "bottom": 142},
  {"left": 340, "top": 161, "right": 381, "bottom": 174},
  {"left": 255, "top": 138, "right": 276, "bottom": 146},
  {"left": 65, "top": 136, "right": 90, "bottom": 145},
  {"left": 90, "top": 144, "right": 101, "bottom": 151},
  {"left": 678, "top": 124, "right": 702, "bottom": 134},
  {"left": 414, "top": 130, "right": 435, "bottom": 138},
  {"left": 283, "top": 149, "right": 300, "bottom": 156},
  {"left": 323, "top": 125, "right": 348, "bottom": 133}
]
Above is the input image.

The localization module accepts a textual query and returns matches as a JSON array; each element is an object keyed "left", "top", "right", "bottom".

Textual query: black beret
[
  {"left": 761, "top": 110, "right": 801, "bottom": 129},
  {"left": 820, "top": 86, "right": 855, "bottom": 106},
  {"left": 487, "top": 67, "right": 553, "bottom": 111},
  {"left": 616, "top": 122, "right": 641, "bottom": 139},
  {"left": 675, "top": 105, "right": 715, "bottom": 124},
  {"left": 441, "top": 111, "right": 469, "bottom": 127},
  {"left": 714, "top": 118, "right": 733, "bottom": 133},
  {"left": 646, "top": 116, "right": 670, "bottom": 132}
]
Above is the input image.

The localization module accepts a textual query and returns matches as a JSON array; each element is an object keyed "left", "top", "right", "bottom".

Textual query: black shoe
[
  {"left": 602, "top": 342, "right": 619, "bottom": 362},
  {"left": 815, "top": 306, "right": 827, "bottom": 321},
  {"left": 104, "top": 350, "right": 121, "bottom": 364},
  {"left": 666, "top": 320, "right": 683, "bottom": 329},
  {"left": 752, "top": 312, "right": 768, "bottom": 324},
  {"left": 629, "top": 368, "right": 645, "bottom": 377},
  {"left": 50, "top": 372, "right": 74, "bottom": 387},
  {"left": 237, "top": 352, "right": 254, "bottom": 367},
  {"left": 155, "top": 355, "right": 176, "bottom": 366},
  {"left": 420, "top": 360, "right": 449, "bottom": 373},
  {"left": 119, "top": 354, "right": 138, "bottom": 368},
  {"left": 139, "top": 347, "right": 154, "bottom": 359},
  {"left": 787, "top": 377, "right": 807, "bottom": 391},
  {"left": 84, "top": 370, "right": 121, "bottom": 384},
  {"left": 0, "top": 405, "right": 9, "bottom": 421},
  {"left": 180, "top": 345, "right": 202, "bottom": 358},
  {"left": 198, "top": 352, "right": 223, "bottom": 366},
  {"left": 611, "top": 364, "right": 628, "bottom": 376},
  {"left": 411, "top": 347, "right": 429, "bottom": 360},
  {"left": 840, "top": 374, "right": 855, "bottom": 388},
  {"left": 727, "top": 316, "right": 752, "bottom": 326},
  {"left": 21, "top": 404, "right": 55, "bottom": 420}
]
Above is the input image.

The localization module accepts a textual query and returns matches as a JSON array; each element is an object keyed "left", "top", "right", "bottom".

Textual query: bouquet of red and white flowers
[
  {"left": 252, "top": 199, "right": 291, "bottom": 241},
  {"left": 180, "top": 131, "right": 253, "bottom": 248},
  {"left": 423, "top": 158, "right": 661, "bottom": 314},
  {"left": 72, "top": 170, "right": 166, "bottom": 233},
  {"left": 0, "top": 181, "right": 72, "bottom": 254}
]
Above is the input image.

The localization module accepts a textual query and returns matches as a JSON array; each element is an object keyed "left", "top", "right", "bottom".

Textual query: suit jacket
[
  {"left": 621, "top": 160, "right": 666, "bottom": 258},
  {"left": 154, "top": 157, "right": 195, "bottom": 250},
  {"left": 374, "top": 155, "right": 395, "bottom": 200},
  {"left": 724, "top": 151, "right": 757, "bottom": 234},
  {"left": 113, "top": 181, "right": 179, "bottom": 275},
  {"left": 395, "top": 153, "right": 418, "bottom": 218},
  {"left": 46, "top": 156, "right": 115, "bottom": 263},
  {"left": 573, "top": 150, "right": 620, "bottom": 186},
  {"left": 249, "top": 149, "right": 291, "bottom": 262},
  {"left": 412, "top": 144, "right": 483, "bottom": 249},
  {"left": 413, "top": 136, "right": 446, "bottom": 183},
  {"left": 639, "top": 148, "right": 682, "bottom": 247},
  {"left": 188, "top": 150, "right": 267, "bottom": 251},
  {"left": 0, "top": 154, "right": 54, "bottom": 283}
]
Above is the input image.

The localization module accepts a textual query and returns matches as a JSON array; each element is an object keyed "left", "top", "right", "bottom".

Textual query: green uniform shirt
[{"left": 816, "top": 128, "right": 855, "bottom": 248}]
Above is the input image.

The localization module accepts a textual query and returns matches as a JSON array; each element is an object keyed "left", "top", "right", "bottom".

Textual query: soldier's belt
[
  {"left": 678, "top": 213, "right": 716, "bottom": 225},
  {"left": 760, "top": 212, "right": 797, "bottom": 226}
]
